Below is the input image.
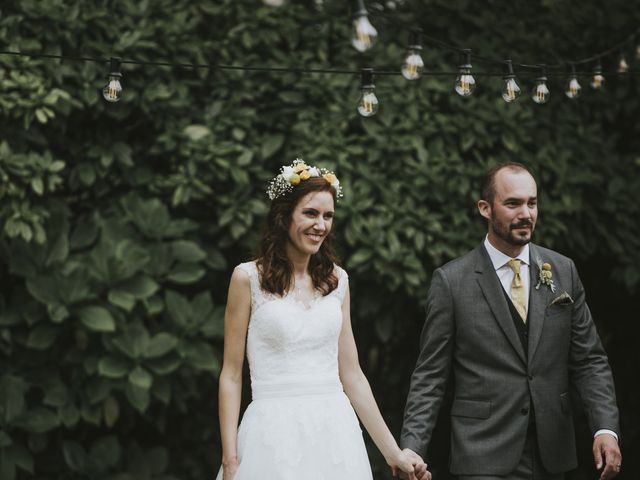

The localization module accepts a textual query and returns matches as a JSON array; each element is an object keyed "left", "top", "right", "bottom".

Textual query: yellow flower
[
  {"left": 299, "top": 170, "right": 311, "bottom": 180},
  {"left": 323, "top": 173, "right": 337, "bottom": 184},
  {"left": 542, "top": 270, "right": 553, "bottom": 280},
  {"left": 542, "top": 263, "right": 552, "bottom": 271},
  {"left": 293, "top": 163, "right": 307, "bottom": 173},
  {"left": 289, "top": 173, "right": 301, "bottom": 185}
]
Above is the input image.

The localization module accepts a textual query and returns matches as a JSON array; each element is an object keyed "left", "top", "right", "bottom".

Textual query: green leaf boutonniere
[{"left": 535, "top": 256, "right": 557, "bottom": 293}]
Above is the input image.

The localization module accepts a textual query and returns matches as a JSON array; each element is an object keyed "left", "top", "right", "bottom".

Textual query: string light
[
  {"left": 501, "top": 59, "right": 521, "bottom": 103},
  {"left": 531, "top": 65, "right": 550, "bottom": 104},
  {"left": 565, "top": 63, "right": 581, "bottom": 99},
  {"left": 636, "top": 44, "right": 640, "bottom": 61},
  {"left": 357, "top": 68, "right": 378, "bottom": 117},
  {"left": 454, "top": 49, "right": 476, "bottom": 97},
  {"left": 617, "top": 52, "right": 629, "bottom": 73},
  {"left": 102, "top": 57, "right": 123, "bottom": 103},
  {"left": 351, "top": 0, "right": 378, "bottom": 53},
  {"left": 262, "top": 0, "right": 284, "bottom": 6},
  {"left": 401, "top": 29, "right": 424, "bottom": 80},
  {"left": 591, "top": 61, "right": 605, "bottom": 90}
]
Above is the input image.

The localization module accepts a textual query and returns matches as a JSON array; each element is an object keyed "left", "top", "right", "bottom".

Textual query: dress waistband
[{"left": 251, "top": 378, "right": 343, "bottom": 400}]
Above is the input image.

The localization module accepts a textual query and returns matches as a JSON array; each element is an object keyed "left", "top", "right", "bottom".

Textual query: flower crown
[{"left": 266, "top": 158, "right": 343, "bottom": 200}]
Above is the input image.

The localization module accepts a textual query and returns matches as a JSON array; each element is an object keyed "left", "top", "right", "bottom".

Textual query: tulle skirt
[{"left": 216, "top": 379, "right": 373, "bottom": 480}]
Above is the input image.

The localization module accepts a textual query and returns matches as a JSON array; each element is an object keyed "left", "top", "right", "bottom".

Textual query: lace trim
[{"left": 237, "top": 261, "right": 349, "bottom": 313}]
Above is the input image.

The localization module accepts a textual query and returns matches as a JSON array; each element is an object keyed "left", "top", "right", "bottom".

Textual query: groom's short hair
[{"left": 481, "top": 162, "right": 535, "bottom": 205}]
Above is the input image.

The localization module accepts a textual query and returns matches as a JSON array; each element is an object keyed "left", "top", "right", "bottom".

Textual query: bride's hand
[
  {"left": 222, "top": 457, "right": 239, "bottom": 480},
  {"left": 390, "top": 448, "right": 431, "bottom": 480}
]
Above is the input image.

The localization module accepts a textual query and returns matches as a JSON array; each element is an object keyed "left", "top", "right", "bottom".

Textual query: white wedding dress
[{"left": 215, "top": 261, "right": 373, "bottom": 480}]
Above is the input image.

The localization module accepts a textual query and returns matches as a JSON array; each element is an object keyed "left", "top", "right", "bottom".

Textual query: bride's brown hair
[{"left": 257, "top": 177, "right": 339, "bottom": 296}]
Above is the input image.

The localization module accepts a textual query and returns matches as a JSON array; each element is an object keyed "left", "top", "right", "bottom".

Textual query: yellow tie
[{"left": 507, "top": 259, "right": 527, "bottom": 322}]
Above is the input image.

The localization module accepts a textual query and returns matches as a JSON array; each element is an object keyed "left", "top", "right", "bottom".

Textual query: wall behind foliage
[{"left": 1, "top": 1, "right": 638, "bottom": 478}]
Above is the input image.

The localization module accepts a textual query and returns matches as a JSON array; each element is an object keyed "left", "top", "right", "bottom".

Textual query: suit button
[
  {"left": 520, "top": 407, "right": 529, "bottom": 415},
  {"left": 528, "top": 374, "right": 533, "bottom": 380}
]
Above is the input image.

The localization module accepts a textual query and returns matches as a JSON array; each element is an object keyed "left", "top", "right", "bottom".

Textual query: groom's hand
[
  {"left": 400, "top": 448, "right": 431, "bottom": 480},
  {"left": 593, "top": 434, "right": 621, "bottom": 480}
]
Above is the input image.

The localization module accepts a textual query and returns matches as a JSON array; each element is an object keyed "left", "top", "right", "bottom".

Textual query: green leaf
[
  {"left": 125, "top": 383, "right": 150, "bottom": 413},
  {"left": 145, "top": 333, "right": 178, "bottom": 358},
  {"left": 78, "top": 306, "right": 116, "bottom": 332},
  {"left": 63, "top": 441, "right": 87, "bottom": 473},
  {"left": 183, "top": 341, "right": 220, "bottom": 372},
  {"left": 0, "top": 375, "right": 27, "bottom": 424},
  {"left": 26, "top": 276, "right": 59, "bottom": 305},
  {"left": 128, "top": 366, "right": 153, "bottom": 390},
  {"left": 108, "top": 289, "right": 136, "bottom": 312},
  {"left": 89, "top": 435, "right": 121, "bottom": 469},
  {"left": 183, "top": 124, "right": 211, "bottom": 141},
  {"left": 260, "top": 133, "right": 284, "bottom": 159},
  {"left": 98, "top": 356, "right": 130, "bottom": 378},
  {"left": 167, "top": 263, "right": 205, "bottom": 284},
  {"left": 26, "top": 325, "right": 58, "bottom": 350},
  {"left": 171, "top": 240, "right": 206, "bottom": 262},
  {"left": 118, "top": 274, "right": 159, "bottom": 299},
  {"left": 103, "top": 397, "right": 120, "bottom": 428},
  {"left": 59, "top": 403, "right": 80, "bottom": 428},
  {"left": 13, "top": 407, "right": 60, "bottom": 434}
]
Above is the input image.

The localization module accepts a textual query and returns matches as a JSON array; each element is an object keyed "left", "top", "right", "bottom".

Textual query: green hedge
[{"left": 1, "top": 1, "right": 639, "bottom": 478}]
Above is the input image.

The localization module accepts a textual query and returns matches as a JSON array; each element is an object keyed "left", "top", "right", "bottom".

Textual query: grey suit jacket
[{"left": 401, "top": 242, "right": 619, "bottom": 475}]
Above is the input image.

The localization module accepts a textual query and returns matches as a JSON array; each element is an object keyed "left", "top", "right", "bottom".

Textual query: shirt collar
[{"left": 484, "top": 235, "right": 530, "bottom": 271}]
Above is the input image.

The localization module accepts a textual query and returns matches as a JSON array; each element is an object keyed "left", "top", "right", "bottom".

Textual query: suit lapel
[
  {"left": 527, "top": 244, "right": 552, "bottom": 362},
  {"left": 475, "top": 244, "right": 527, "bottom": 365}
]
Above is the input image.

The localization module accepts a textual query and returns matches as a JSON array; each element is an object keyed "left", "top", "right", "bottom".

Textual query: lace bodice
[{"left": 237, "top": 261, "right": 348, "bottom": 388}]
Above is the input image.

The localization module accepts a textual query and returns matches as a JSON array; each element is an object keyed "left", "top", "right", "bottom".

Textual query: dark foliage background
[{"left": 0, "top": 0, "right": 638, "bottom": 479}]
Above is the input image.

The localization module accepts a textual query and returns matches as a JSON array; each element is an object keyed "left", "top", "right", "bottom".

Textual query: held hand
[
  {"left": 395, "top": 448, "right": 431, "bottom": 480},
  {"left": 222, "top": 457, "right": 239, "bottom": 480},
  {"left": 593, "top": 434, "right": 621, "bottom": 480}
]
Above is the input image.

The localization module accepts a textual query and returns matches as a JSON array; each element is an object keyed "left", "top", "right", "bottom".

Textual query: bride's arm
[
  {"left": 218, "top": 267, "right": 252, "bottom": 476},
  {"left": 338, "top": 285, "right": 426, "bottom": 479}
]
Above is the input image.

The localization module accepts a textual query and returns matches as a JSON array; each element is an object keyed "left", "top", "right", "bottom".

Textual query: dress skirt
[{"left": 215, "top": 379, "right": 373, "bottom": 480}]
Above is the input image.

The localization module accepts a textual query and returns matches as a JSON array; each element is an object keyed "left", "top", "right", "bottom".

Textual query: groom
[{"left": 400, "top": 163, "right": 621, "bottom": 479}]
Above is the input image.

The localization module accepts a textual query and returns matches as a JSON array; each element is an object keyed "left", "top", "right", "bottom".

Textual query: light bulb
[
  {"left": 565, "top": 77, "right": 581, "bottom": 99},
  {"left": 564, "top": 64, "right": 581, "bottom": 99},
  {"left": 102, "top": 57, "right": 123, "bottom": 103},
  {"left": 636, "top": 45, "right": 640, "bottom": 61},
  {"left": 501, "top": 60, "right": 520, "bottom": 103},
  {"left": 591, "top": 62, "right": 605, "bottom": 90},
  {"left": 454, "top": 49, "right": 475, "bottom": 97},
  {"left": 617, "top": 54, "right": 629, "bottom": 73},
  {"left": 357, "top": 68, "right": 378, "bottom": 117},
  {"left": 531, "top": 65, "right": 549, "bottom": 104},
  {"left": 262, "top": 0, "right": 284, "bottom": 5},
  {"left": 351, "top": 1, "right": 377, "bottom": 53},
  {"left": 401, "top": 29, "right": 424, "bottom": 80}
]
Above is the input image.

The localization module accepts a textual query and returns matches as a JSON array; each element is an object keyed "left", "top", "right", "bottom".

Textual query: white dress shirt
[
  {"left": 483, "top": 236, "right": 618, "bottom": 442},
  {"left": 484, "top": 236, "right": 530, "bottom": 306}
]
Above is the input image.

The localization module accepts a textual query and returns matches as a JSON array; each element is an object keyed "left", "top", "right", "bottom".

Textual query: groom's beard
[{"left": 491, "top": 215, "right": 535, "bottom": 246}]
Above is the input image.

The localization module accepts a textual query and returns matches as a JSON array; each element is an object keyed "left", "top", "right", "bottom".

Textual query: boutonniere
[
  {"left": 535, "top": 256, "right": 557, "bottom": 293},
  {"left": 550, "top": 291, "right": 574, "bottom": 306}
]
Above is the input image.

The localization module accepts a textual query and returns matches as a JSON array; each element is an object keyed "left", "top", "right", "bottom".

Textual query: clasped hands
[{"left": 391, "top": 448, "right": 431, "bottom": 480}]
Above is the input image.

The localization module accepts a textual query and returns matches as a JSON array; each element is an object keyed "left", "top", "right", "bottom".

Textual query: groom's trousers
[{"left": 457, "top": 425, "right": 565, "bottom": 480}]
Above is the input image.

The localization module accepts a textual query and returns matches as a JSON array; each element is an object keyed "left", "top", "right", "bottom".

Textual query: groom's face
[{"left": 480, "top": 169, "right": 538, "bottom": 252}]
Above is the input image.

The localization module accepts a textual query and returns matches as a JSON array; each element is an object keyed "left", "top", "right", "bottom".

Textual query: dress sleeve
[
  {"left": 333, "top": 265, "right": 349, "bottom": 304},
  {"left": 236, "top": 261, "right": 261, "bottom": 313}
]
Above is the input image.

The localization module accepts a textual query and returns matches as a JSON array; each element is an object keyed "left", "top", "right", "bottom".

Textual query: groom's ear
[{"left": 477, "top": 199, "right": 491, "bottom": 221}]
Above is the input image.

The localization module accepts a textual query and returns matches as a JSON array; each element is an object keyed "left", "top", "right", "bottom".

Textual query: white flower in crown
[{"left": 266, "top": 158, "right": 343, "bottom": 200}]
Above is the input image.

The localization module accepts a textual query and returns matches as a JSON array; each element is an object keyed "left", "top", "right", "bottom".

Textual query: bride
[{"left": 216, "top": 159, "right": 430, "bottom": 480}]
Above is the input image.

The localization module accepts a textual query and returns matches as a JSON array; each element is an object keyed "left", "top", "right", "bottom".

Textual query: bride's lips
[{"left": 306, "top": 232, "right": 324, "bottom": 243}]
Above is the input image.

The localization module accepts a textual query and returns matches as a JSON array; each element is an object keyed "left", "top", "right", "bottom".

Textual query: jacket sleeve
[
  {"left": 400, "top": 267, "right": 455, "bottom": 457},
  {"left": 567, "top": 259, "right": 620, "bottom": 438}
]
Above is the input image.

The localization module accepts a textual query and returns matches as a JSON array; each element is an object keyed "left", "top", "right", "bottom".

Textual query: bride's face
[{"left": 286, "top": 190, "right": 335, "bottom": 258}]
